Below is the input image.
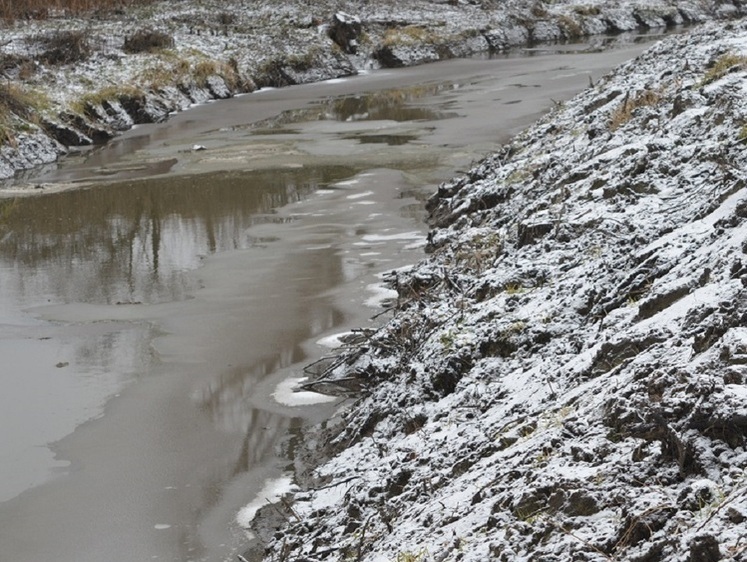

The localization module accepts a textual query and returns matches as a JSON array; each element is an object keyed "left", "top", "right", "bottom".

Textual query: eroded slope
[{"left": 254, "top": 21, "right": 747, "bottom": 562}]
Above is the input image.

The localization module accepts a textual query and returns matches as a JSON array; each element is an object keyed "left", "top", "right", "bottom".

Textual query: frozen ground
[
  {"left": 247, "top": 19, "right": 747, "bottom": 562},
  {"left": 0, "top": 0, "right": 743, "bottom": 179}
]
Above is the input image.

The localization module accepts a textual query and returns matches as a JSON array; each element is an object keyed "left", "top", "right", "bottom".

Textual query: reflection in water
[
  {"left": 344, "top": 133, "right": 421, "bottom": 146},
  {"left": 247, "top": 81, "right": 463, "bottom": 133},
  {"left": 197, "top": 247, "right": 345, "bottom": 434},
  {"left": 0, "top": 165, "right": 354, "bottom": 306}
]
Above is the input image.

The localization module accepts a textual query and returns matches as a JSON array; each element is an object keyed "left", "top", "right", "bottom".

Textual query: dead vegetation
[
  {"left": 123, "top": 29, "right": 175, "bottom": 54},
  {"left": 34, "top": 30, "right": 91, "bottom": 65},
  {"left": 700, "top": 52, "right": 747, "bottom": 86},
  {"left": 609, "top": 89, "right": 662, "bottom": 130},
  {"left": 0, "top": 0, "right": 156, "bottom": 20},
  {"left": 0, "top": 82, "right": 49, "bottom": 144}
]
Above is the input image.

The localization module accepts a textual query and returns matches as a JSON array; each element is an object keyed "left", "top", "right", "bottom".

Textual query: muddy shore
[{"left": 1, "top": 0, "right": 745, "bottom": 182}]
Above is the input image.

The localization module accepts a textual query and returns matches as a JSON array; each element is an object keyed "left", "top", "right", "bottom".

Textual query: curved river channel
[{"left": 0, "top": 34, "right": 668, "bottom": 562}]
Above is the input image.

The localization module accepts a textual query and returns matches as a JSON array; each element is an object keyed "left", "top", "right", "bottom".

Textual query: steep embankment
[
  {"left": 251, "top": 21, "right": 747, "bottom": 562},
  {"left": 0, "top": 0, "right": 744, "bottom": 181}
]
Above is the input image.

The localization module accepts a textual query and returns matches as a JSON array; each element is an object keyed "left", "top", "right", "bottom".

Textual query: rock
[
  {"left": 84, "top": 100, "right": 133, "bottom": 131},
  {"left": 41, "top": 119, "right": 93, "bottom": 146},
  {"left": 531, "top": 20, "right": 564, "bottom": 43},
  {"left": 59, "top": 110, "right": 115, "bottom": 144},
  {"left": 328, "top": 12, "right": 362, "bottom": 54},
  {"left": 157, "top": 85, "right": 193, "bottom": 112},
  {"left": 482, "top": 25, "right": 530, "bottom": 52},
  {"left": 517, "top": 220, "right": 554, "bottom": 247},
  {"left": 179, "top": 82, "right": 211, "bottom": 105},
  {"left": 204, "top": 75, "right": 231, "bottom": 98},
  {"left": 374, "top": 43, "right": 440, "bottom": 68},
  {"left": 564, "top": 490, "right": 600, "bottom": 517},
  {"left": 0, "top": 131, "right": 62, "bottom": 179},
  {"left": 687, "top": 535, "right": 721, "bottom": 562},
  {"left": 603, "top": 9, "right": 639, "bottom": 31}
]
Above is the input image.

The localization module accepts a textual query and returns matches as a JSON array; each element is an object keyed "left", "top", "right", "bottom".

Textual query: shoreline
[
  {"left": 248, "top": 19, "right": 747, "bottom": 562},
  {"left": 0, "top": 0, "right": 742, "bottom": 183}
]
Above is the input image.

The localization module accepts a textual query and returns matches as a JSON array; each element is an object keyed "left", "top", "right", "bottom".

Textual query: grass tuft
[
  {"left": 609, "top": 89, "right": 661, "bottom": 131},
  {"left": 0, "top": 0, "right": 157, "bottom": 21},
  {"left": 0, "top": 82, "right": 50, "bottom": 145},
  {"left": 192, "top": 59, "right": 239, "bottom": 89},
  {"left": 71, "top": 84, "right": 144, "bottom": 114},
  {"left": 123, "top": 29, "right": 175, "bottom": 54},
  {"left": 700, "top": 52, "right": 747, "bottom": 87},
  {"left": 35, "top": 30, "right": 91, "bottom": 65}
]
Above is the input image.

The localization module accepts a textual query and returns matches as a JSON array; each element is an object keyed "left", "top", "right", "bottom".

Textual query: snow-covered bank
[
  {"left": 248, "top": 20, "right": 747, "bottom": 562},
  {"left": 0, "top": 0, "right": 743, "bottom": 181}
]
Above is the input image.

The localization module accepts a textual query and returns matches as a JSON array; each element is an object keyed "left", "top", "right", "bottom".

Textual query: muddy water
[{"left": 1, "top": 37, "right": 661, "bottom": 562}]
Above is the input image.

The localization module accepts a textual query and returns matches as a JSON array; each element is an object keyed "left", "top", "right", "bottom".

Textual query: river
[{"left": 0, "top": 34, "right": 666, "bottom": 562}]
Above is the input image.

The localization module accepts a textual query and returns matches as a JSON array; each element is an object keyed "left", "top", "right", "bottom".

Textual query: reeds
[{"left": 0, "top": 0, "right": 157, "bottom": 21}]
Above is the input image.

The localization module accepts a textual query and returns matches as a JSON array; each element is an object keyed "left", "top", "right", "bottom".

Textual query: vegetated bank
[
  {"left": 247, "top": 20, "right": 747, "bottom": 562},
  {"left": 0, "top": 0, "right": 744, "bottom": 181}
]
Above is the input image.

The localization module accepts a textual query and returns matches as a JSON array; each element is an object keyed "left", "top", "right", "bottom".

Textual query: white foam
[
  {"left": 154, "top": 524, "right": 171, "bottom": 530},
  {"left": 404, "top": 238, "right": 427, "bottom": 250},
  {"left": 316, "top": 332, "right": 353, "bottom": 348},
  {"left": 236, "top": 474, "right": 296, "bottom": 529},
  {"left": 334, "top": 179, "right": 360, "bottom": 187},
  {"left": 273, "top": 377, "right": 338, "bottom": 407},
  {"left": 364, "top": 283, "right": 398, "bottom": 308},
  {"left": 346, "top": 190, "right": 374, "bottom": 200},
  {"left": 362, "top": 231, "right": 424, "bottom": 242}
]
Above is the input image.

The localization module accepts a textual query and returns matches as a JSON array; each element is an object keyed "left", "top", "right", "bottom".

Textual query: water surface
[{"left": 0, "top": 36, "right": 665, "bottom": 562}]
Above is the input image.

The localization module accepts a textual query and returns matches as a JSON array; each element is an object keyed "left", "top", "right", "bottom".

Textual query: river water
[{"left": 0, "top": 36, "right": 663, "bottom": 562}]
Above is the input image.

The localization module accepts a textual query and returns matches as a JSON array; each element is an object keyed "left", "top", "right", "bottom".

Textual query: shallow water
[{"left": 0, "top": 36, "right": 663, "bottom": 562}]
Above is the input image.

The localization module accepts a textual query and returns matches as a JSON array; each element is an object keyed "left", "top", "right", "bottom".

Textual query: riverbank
[
  {"left": 247, "top": 19, "right": 747, "bottom": 562},
  {"left": 0, "top": 0, "right": 744, "bottom": 181}
]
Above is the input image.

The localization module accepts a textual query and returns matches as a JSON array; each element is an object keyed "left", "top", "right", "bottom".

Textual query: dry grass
[
  {"left": 138, "top": 58, "right": 190, "bottom": 89},
  {"left": 192, "top": 59, "right": 239, "bottom": 89},
  {"left": 123, "top": 29, "right": 175, "bottom": 54},
  {"left": 0, "top": 0, "right": 156, "bottom": 20},
  {"left": 35, "top": 30, "right": 91, "bottom": 65},
  {"left": 382, "top": 26, "right": 434, "bottom": 47},
  {"left": 609, "top": 89, "right": 662, "bottom": 131},
  {"left": 71, "top": 84, "right": 144, "bottom": 114},
  {"left": 700, "top": 52, "right": 747, "bottom": 86},
  {"left": 0, "top": 82, "right": 49, "bottom": 145}
]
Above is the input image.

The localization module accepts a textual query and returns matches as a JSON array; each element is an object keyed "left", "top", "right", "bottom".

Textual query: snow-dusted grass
[
  {"left": 0, "top": 0, "right": 740, "bottom": 180},
  {"left": 250, "top": 20, "right": 747, "bottom": 562},
  {"left": 0, "top": 0, "right": 156, "bottom": 21}
]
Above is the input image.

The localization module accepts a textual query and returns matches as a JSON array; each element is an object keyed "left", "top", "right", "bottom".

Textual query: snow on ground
[
  {"left": 247, "top": 20, "right": 747, "bottom": 562},
  {"left": 0, "top": 0, "right": 743, "bottom": 181}
]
